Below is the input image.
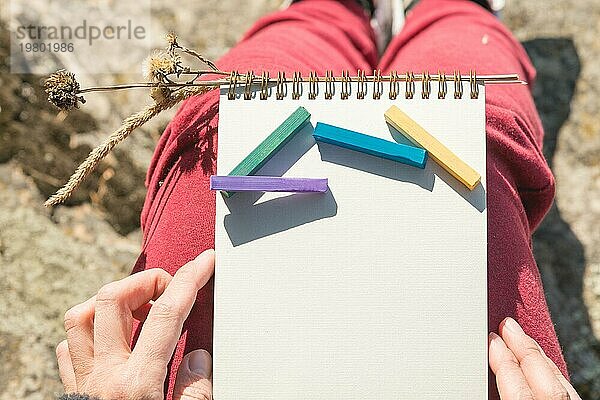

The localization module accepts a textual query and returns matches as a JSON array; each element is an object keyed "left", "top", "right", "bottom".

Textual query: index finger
[
  {"left": 499, "top": 318, "right": 569, "bottom": 400},
  {"left": 93, "top": 268, "right": 173, "bottom": 359},
  {"left": 131, "top": 249, "right": 215, "bottom": 367}
]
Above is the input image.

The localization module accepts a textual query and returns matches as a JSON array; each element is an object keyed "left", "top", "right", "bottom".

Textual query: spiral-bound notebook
[{"left": 213, "top": 71, "right": 489, "bottom": 399}]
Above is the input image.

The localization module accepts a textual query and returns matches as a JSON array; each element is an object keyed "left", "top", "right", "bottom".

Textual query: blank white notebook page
[{"left": 214, "top": 80, "right": 487, "bottom": 400}]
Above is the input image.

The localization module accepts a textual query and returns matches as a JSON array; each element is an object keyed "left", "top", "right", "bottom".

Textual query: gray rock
[{"left": 0, "top": 163, "right": 139, "bottom": 400}]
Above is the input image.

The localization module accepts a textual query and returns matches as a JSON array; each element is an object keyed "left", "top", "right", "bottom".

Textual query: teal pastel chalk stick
[
  {"left": 313, "top": 122, "right": 427, "bottom": 169},
  {"left": 224, "top": 106, "right": 311, "bottom": 197}
]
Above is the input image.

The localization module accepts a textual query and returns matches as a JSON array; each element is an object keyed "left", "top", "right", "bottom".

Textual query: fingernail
[
  {"left": 188, "top": 349, "right": 212, "bottom": 378},
  {"left": 488, "top": 332, "right": 502, "bottom": 349},
  {"left": 488, "top": 332, "right": 501, "bottom": 343},
  {"left": 503, "top": 317, "right": 523, "bottom": 334},
  {"left": 195, "top": 249, "right": 215, "bottom": 261}
]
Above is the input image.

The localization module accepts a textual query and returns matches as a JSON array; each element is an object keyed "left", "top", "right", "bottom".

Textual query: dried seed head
[
  {"left": 166, "top": 31, "right": 178, "bottom": 47},
  {"left": 150, "top": 85, "right": 172, "bottom": 104},
  {"left": 44, "top": 69, "right": 85, "bottom": 111},
  {"left": 143, "top": 50, "right": 178, "bottom": 82}
]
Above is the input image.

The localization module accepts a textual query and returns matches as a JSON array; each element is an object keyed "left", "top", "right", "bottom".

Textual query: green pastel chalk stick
[{"left": 223, "top": 106, "right": 311, "bottom": 197}]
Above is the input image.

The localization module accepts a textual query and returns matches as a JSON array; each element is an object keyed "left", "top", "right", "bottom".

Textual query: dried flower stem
[
  {"left": 42, "top": 32, "right": 227, "bottom": 206},
  {"left": 44, "top": 85, "right": 212, "bottom": 207},
  {"left": 78, "top": 75, "right": 229, "bottom": 94},
  {"left": 176, "top": 45, "right": 219, "bottom": 71}
]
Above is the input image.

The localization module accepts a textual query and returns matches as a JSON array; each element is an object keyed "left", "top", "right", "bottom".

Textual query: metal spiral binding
[
  {"left": 438, "top": 70, "right": 447, "bottom": 99},
  {"left": 325, "top": 70, "right": 335, "bottom": 100},
  {"left": 341, "top": 70, "right": 351, "bottom": 100},
  {"left": 227, "top": 71, "right": 238, "bottom": 100},
  {"left": 405, "top": 71, "right": 415, "bottom": 99},
  {"left": 276, "top": 71, "right": 285, "bottom": 100},
  {"left": 243, "top": 71, "right": 254, "bottom": 100},
  {"left": 469, "top": 70, "right": 479, "bottom": 99},
  {"left": 357, "top": 70, "right": 367, "bottom": 99},
  {"left": 260, "top": 71, "right": 269, "bottom": 100},
  {"left": 389, "top": 71, "right": 399, "bottom": 100},
  {"left": 372, "top": 69, "right": 383, "bottom": 99},
  {"left": 422, "top": 71, "right": 432, "bottom": 99},
  {"left": 292, "top": 71, "right": 302, "bottom": 100},
  {"left": 308, "top": 71, "right": 318, "bottom": 100},
  {"left": 453, "top": 71, "right": 463, "bottom": 99},
  {"left": 224, "top": 69, "right": 523, "bottom": 100}
]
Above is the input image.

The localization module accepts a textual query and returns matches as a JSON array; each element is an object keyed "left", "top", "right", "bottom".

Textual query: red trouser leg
[
  {"left": 130, "top": 2, "right": 377, "bottom": 398},
  {"left": 132, "top": 1, "right": 566, "bottom": 398},
  {"left": 379, "top": 0, "right": 567, "bottom": 396}
]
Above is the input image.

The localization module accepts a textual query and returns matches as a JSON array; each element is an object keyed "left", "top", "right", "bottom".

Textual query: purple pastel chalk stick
[{"left": 210, "top": 176, "right": 328, "bottom": 193}]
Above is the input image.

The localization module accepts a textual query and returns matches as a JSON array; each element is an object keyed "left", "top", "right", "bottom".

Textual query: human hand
[
  {"left": 56, "top": 249, "right": 215, "bottom": 400},
  {"left": 489, "top": 317, "right": 580, "bottom": 400}
]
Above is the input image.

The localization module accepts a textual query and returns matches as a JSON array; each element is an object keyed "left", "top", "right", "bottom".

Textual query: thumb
[{"left": 173, "top": 349, "right": 213, "bottom": 400}]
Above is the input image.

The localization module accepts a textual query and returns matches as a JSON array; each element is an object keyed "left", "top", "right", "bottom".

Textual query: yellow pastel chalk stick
[{"left": 384, "top": 105, "right": 481, "bottom": 190}]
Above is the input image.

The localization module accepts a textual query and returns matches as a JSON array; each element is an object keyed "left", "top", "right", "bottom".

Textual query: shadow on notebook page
[
  {"left": 388, "top": 125, "right": 486, "bottom": 212},
  {"left": 315, "top": 141, "right": 435, "bottom": 192},
  {"left": 223, "top": 189, "right": 338, "bottom": 246},
  {"left": 221, "top": 120, "right": 447, "bottom": 245},
  {"left": 221, "top": 122, "right": 337, "bottom": 246}
]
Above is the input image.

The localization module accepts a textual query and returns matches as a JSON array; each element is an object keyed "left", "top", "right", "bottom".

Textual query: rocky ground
[{"left": 1, "top": 0, "right": 598, "bottom": 399}]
